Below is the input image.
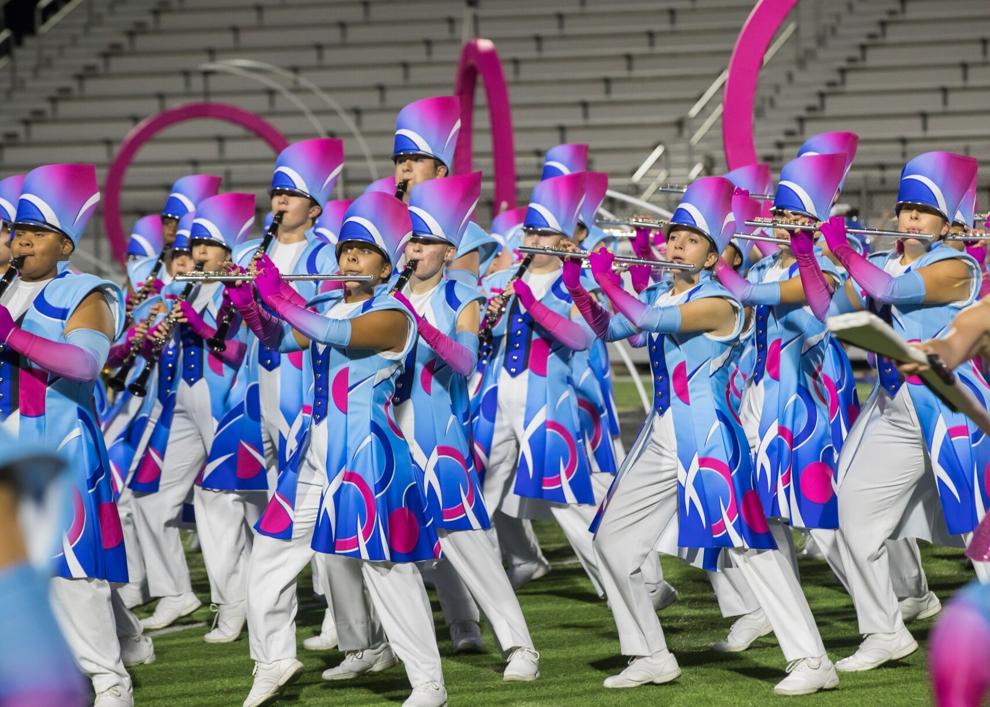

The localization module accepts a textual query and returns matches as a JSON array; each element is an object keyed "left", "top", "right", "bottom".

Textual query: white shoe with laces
[
  {"left": 321, "top": 643, "right": 398, "bottom": 681},
  {"left": 603, "top": 651, "right": 681, "bottom": 688},
  {"left": 203, "top": 602, "right": 246, "bottom": 643},
  {"left": 402, "top": 681, "right": 447, "bottom": 707},
  {"left": 899, "top": 591, "right": 941, "bottom": 622},
  {"left": 773, "top": 656, "right": 839, "bottom": 696},
  {"left": 503, "top": 647, "right": 540, "bottom": 681},
  {"left": 242, "top": 658, "right": 304, "bottom": 707},
  {"left": 836, "top": 628, "right": 918, "bottom": 672},
  {"left": 140, "top": 592, "right": 202, "bottom": 631},
  {"left": 120, "top": 633, "right": 156, "bottom": 667},
  {"left": 711, "top": 608, "right": 773, "bottom": 652},
  {"left": 94, "top": 684, "right": 134, "bottom": 707},
  {"left": 507, "top": 559, "right": 551, "bottom": 589}
]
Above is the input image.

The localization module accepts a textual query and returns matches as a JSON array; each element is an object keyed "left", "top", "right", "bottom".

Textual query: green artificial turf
[{"left": 130, "top": 373, "right": 960, "bottom": 705}]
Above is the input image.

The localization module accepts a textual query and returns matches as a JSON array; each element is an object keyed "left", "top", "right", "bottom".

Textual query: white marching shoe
[
  {"left": 503, "top": 647, "right": 540, "bottom": 681},
  {"left": 303, "top": 608, "right": 339, "bottom": 651},
  {"left": 450, "top": 620, "right": 486, "bottom": 654},
  {"left": 204, "top": 602, "right": 246, "bottom": 643},
  {"left": 402, "top": 681, "right": 447, "bottom": 706},
  {"left": 506, "top": 559, "right": 551, "bottom": 589},
  {"left": 94, "top": 684, "right": 134, "bottom": 707},
  {"left": 120, "top": 633, "right": 156, "bottom": 667},
  {"left": 899, "top": 591, "right": 941, "bottom": 622},
  {"left": 773, "top": 656, "right": 839, "bottom": 696},
  {"left": 836, "top": 628, "right": 918, "bottom": 672},
  {"left": 140, "top": 592, "right": 202, "bottom": 631},
  {"left": 242, "top": 658, "right": 304, "bottom": 707},
  {"left": 711, "top": 608, "right": 773, "bottom": 652},
  {"left": 647, "top": 580, "right": 680, "bottom": 612},
  {"left": 603, "top": 650, "right": 681, "bottom": 688},
  {"left": 321, "top": 643, "right": 398, "bottom": 681}
]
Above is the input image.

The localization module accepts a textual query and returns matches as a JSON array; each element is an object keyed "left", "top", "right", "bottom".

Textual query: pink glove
[
  {"left": 790, "top": 229, "right": 834, "bottom": 321},
  {"left": 561, "top": 258, "right": 583, "bottom": 290},
  {"left": 225, "top": 266, "right": 256, "bottom": 309},
  {"left": 254, "top": 255, "right": 285, "bottom": 304},
  {"left": 0, "top": 305, "right": 105, "bottom": 382},
  {"left": 629, "top": 264, "right": 652, "bottom": 293},
  {"left": 178, "top": 300, "right": 213, "bottom": 340},
  {"left": 106, "top": 327, "right": 139, "bottom": 367},
  {"left": 563, "top": 273, "right": 611, "bottom": 338},
  {"left": 391, "top": 291, "right": 419, "bottom": 318},
  {"left": 631, "top": 228, "right": 653, "bottom": 260},
  {"left": 821, "top": 215, "right": 850, "bottom": 254},
  {"left": 588, "top": 248, "right": 621, "bottom": 288},
  {"left": 513, "top": 280, "right": 593, "bottom": 350}
]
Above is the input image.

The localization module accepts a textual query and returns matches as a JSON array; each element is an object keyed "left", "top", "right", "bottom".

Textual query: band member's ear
[{"left": 435, "top": 161, "right": 449, "bottom": 179}]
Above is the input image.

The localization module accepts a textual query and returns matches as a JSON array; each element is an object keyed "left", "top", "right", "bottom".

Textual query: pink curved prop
[
  {"left": 103, "top": 102, "right": 289, "bottom": 264},
  {"left": 722, "top": 0, "right": 798, "bottom": 170},
  {"left": 453, "top": 38, "right": 517, "bottom": 216}
]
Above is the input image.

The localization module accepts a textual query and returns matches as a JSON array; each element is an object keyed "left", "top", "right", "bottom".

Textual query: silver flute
[
  {"left": 744, "top": 218, "right": 938, "bottom": 241},
  {"left": 595, "top": 216, "right": 669, "bottom": 231},
  {"left": 175, "top": 272, "right": 374, "bottom": 283},
  {"left": 656, "top": 183, "right": 774, "bottom": 201},
  {"left": 517, "top": 245, "right": 698, "bottom": 272}
]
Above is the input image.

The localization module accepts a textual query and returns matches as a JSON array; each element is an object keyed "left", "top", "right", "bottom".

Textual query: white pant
[
  {"left": 117, "top": 486, "right": 147, "bottom": 599},
  {"left": 833, "top": 388, "right": 990, "bottom": 634},
  {"left": 193, "top": 486, "right": 266, "bottom": 606},
  {"left": 50, "top": 577, "right": 130, "bottom": 693},
  {"left": 324, "top": 554, "right": 384, "bottom": 652},
  {"left": 247, "top": 482, "right": 442, "bottom": 686},
  {"left": 494, "top": 513, "right": 547, "bottom": 570},
  {"left": 595, "top": 413, "right": 825, "bottom": 660},
  {"left": 438, "top": 528, "right": 534, "bottom": 653},
  {"left": 132, "top": 405, "right": 207, "bottom": 598},
  {"left": 483, "top": 385, "right": 603, "bottom": 593}
]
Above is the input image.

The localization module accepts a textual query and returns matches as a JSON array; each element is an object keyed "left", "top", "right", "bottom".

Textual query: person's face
[
  {"left": 667, "top": 227, "right": 717, "bottom": 270},
  {"left": 270, "top": 190, "right": 321, "bottom": 230},
  {"left": 897, "top": 205, "right": 948, "bottom": 250},
  {"left": 191, "top": 241, "right": 230, "bottom": 271},
  {"left": 10, "top": 225, "right": 73, "bottom": 280},
  {"left": 170, "top": 251, "right": 195, "bottom": 275},
  {"left": 0, "top": 224, "right": 11, "bottom": 266},
  {"left": 404, "top": 238, "right": 454, "bottom": 280},
  {"left": 722, "top": 241, "right": 744, "bottom": 270},
  {"left": 523, "top": 230, "right": 563, "bottom": 268},
  {"left": 337, "top": 241, "right": 392, "bottom": 295},
  {"left": 394, "top": 154, "right": 447, "bottom": 198},
  {"left": 162, "top": 217, "right": 178, "bottom": 246},
  {"left": 573, "top": 223, "right": 589, "bottom": 244}
]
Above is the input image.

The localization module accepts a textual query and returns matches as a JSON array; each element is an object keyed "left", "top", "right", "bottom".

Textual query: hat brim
[{"left": 392, "top": 151, "right": 446, "bottom": 168}]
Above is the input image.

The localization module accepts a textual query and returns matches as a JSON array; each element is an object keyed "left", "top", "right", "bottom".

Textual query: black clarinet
[
  {"left": 106, "top": 304, "right": 162, "bottom": 392},
  {"left": 0, "top": 256, "right": 26, "bottom": 300},
  {"left": 394, "top": 179, "right": 409, "bottom": 201},
  {"left": 388, "top": 259, "right": 418, "bottom": 295},
  {"left": 478, "top": 253, "right": 535, "bottom": 359},
  {"left": 127, "top": 262, "right": 204, "bottom": 397},
  {"left": 127, "top": 245, "right": 172, "bottom": 321},
  {"left": 207, "top": 211, "right": 285, "bottom": 354}
]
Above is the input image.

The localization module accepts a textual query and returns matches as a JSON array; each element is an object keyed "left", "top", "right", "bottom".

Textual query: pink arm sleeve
[
  {"left": 417, "top": 318, "right": 477, "bottom": 377},
  {"left": 790, "top": 231, "right": 834, "bottom": 322},
  {"left": 6, "top": 328, "right": 105, "bottom": 382}
]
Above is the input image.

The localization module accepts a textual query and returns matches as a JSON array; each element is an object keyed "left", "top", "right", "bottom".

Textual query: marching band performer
[
  {"left": 473, "top": 171, "right": 607, "bottom": 595},
  {"left": 130, "top": 193, "right": 252, "bottom": 633},
  {"left": 393, "top": 171, "right": 540, "bottom": 679},
  {"left": 575, "top": 176, "right": 837, "bottom": 695},
  {"left": 0, "top": 163, "right": 135, "bottom": 705},
  {"left": 240, "top": 192, "right": 446, "bottom": 707},
  {"left": 800, "top": 152, "right": 990, "bottom": 671}
]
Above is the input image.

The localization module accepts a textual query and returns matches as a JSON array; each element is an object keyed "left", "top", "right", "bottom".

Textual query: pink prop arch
[
  {"left": 102, "top": 102, "right": 288, "bottom": 264},
  {"left": 722, "top": 0, "right": 798, "bottom": 170},
  {"left": 453, "top": 38, "right": 517, "bottom": 216}
]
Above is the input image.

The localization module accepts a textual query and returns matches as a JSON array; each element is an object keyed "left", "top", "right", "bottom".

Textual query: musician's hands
[
  {"left": 171, "top": 301, "right": 190, "bottom": 326},
  {"left": 631, "top": 227, "right": 653, "bottom": 260},
  {"left": 512, "top": 280, "right": 537, "bottom": 309},
  {"left": 629, "top": 264, "right": 653, "bottom": 293},
  {"left": 254, "top": 257, "right": 284, "bottom": 303},
  {"left": 486, "top": 289, "right": 509, "bottom": 320},
  {"left": 0, "top": 305, "right": 15, "bottom": 343},
  {"left": 820, "top": 216, "right": 848, "bottom": 253},
  {"left": 790, "top": 228, "right": 816, "bottom": 255},
  {"left": 561, "top": 258, "right": 583, "bottom": 289},
  {"left": 225, "top": 266, "right": 255, "bottom": 309},
  {"left": 588, "top": 248, "right": 620, "bottom": 287},
  {"left": 898, "top": 339, "right": 957, "bottom": 376}
]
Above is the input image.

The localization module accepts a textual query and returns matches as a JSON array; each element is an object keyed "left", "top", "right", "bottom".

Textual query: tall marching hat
[
  {"left": 190, "top": 193, "right": 256, "bottom": 250},
  {"left": 523, "top": 172, "right": 587, "bottom": 237},
  {"left": 669, "top": 176, "right": 735, "bottom": 253},
  {"left": 337, "top": 192, "right": 412, "bottom": 268},
  {"left": 314, "top": 199, "right": 353, "bottom": 246},
  {"left": 271, "top": 137, "right": 344, "bottom": 205},
  {"left": 408, "top": 171, "right": 481, "bottom": 248},
  {"left": 953, "top": 171, "right": 978, "bottom": 228},
  {"left": 896, "top": 151, "right": 978, "bottom": 222},
  {"left": 0, "top": 175, "right": 25, "bottom": 226},
  {"left": 797, "top": 131, "right": 859, "bottom": 185},
  {"left": 490, "top": 206, "right": 529, "bottom": 252},
  {"left": 455, "top": 221, "right": 500, "bottom": 274},
  {"left": 15, "top": 163, "right": 101, "bottom": 248},
  {"left": 161, "top": 174, "right": 222, "bottom": 221},
  {"left": 772, "top": 153, "right": 847, "bottom": 222},
  {"left": 392, "top": 96, "right": 462, "bottom": 169},
  {"left": 126, "top": 215, "right": 164, "bottom": 259},
  {"left": 172, "top": 212, "right": 195, "bottom": 253},
  {"left": 724, "top": 163, "right": 773, "bottom": 197},
  {"left": 540, "top": 143, "right": 589, "bottom": 180}
]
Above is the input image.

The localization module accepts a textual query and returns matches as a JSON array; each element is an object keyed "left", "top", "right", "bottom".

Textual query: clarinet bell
[
  {"left": 107, "top": 371, "right": 128, "bottom": 392},
  {"left": 207, "top": 337, "right": 227, "bottom": 355},
  {"left": 127, "top": 370, "right": 150, "bottom": 398}
]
